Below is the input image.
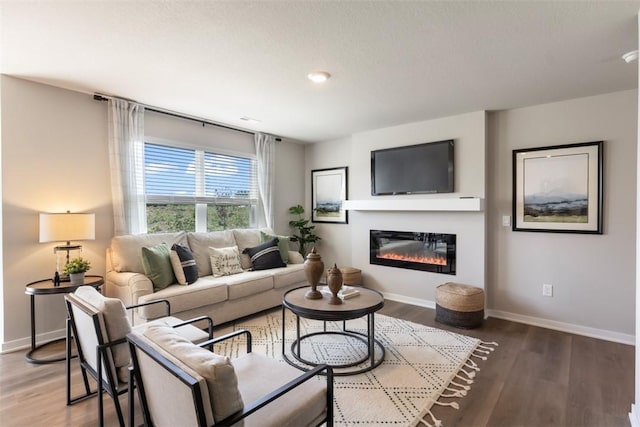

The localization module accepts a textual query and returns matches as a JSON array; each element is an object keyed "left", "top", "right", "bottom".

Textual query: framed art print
[
  {"left": 512, "top": 141, "right": 603, "bottom": 234},
  {"left": 311, "top": 167, "right": 348, "bottom": 224}
]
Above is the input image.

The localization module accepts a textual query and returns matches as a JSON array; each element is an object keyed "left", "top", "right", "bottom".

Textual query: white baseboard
[
  {"left": 382, "top": 292, "right": 435, "bottom": 309},
  {"left": 486, "top": 309, "right": 635, "bottom": 346},
  {"left": 630, "top": 404, "right": 640, "bottom": 427},
  {"left": 1, "top": 328, "right": 65, "bottom": 354},
  {"left": 382, "top": 293, "right": 634, "bottom": 346}
]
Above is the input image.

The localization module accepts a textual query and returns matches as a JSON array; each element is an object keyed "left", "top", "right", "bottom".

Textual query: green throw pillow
[
  {"left": 260, "top": 231, "right": 290, "bottom": 264},
  {"left": 141, "top": 244, "right": 176, "bottom": 291}
]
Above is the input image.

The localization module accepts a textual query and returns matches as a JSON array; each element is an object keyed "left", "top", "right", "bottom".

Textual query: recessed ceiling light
[
  {"left": 622, "top": 50, "right": 638, "bottom": 63},
  {"left": 307, "top": 71, "right": 331, "bottom": 83}
]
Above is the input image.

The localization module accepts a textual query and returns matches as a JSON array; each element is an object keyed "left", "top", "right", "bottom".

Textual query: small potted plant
[{"left": 64, "top": 257, "right": 91, "bottom": 285}]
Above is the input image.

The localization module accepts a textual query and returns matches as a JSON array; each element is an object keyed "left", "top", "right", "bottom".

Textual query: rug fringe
[
  {"left": 414, "top": 340, "right": 497, "bottom": 426},
  {"left": 416, "top": 409, "right": 443, "bottom": 427}
]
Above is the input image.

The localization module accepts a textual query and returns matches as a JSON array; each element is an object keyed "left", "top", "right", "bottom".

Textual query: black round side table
[{"left": 24, "top": 275, "right": 104, "bottom": 364}]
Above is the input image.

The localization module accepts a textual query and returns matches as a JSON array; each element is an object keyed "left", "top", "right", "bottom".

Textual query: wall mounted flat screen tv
[{"left": 371, "top": 139, "right": 454, "bottom": 195}]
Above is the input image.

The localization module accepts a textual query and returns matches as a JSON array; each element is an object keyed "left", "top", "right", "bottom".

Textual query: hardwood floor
[{"left": 0, "top": 300, "right": 634, "bottom": 426}]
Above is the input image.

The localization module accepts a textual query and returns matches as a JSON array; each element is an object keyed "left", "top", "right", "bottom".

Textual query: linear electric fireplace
[{"left": 370, "top": 230, "right": 456, "bottom": 275}]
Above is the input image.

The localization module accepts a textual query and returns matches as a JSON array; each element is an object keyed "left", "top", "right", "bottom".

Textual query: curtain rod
[{"left": 93, "top": 93, "right": 281, "bottom": 141}]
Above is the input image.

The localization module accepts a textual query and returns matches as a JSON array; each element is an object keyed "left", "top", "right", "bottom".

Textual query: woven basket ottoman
[
  {"left": 340, "top": 267, "right": 362, "bottom": 286},
  {"left": 435, "top": 282, "right": 484, "bottom": 329}
]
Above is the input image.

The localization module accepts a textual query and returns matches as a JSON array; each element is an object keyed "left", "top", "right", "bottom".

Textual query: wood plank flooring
[{"left": 0, "top": 300, "right": 634, "bottom": 426}]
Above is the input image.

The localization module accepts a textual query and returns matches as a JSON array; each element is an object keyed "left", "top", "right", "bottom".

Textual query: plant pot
[{"left": 69, "top": 272, "right": 85, "bottom": 285}]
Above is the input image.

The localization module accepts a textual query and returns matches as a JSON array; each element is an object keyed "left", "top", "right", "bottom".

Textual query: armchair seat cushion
[{"left": 233, "top": 353, "right": 328, "bottom": 427}]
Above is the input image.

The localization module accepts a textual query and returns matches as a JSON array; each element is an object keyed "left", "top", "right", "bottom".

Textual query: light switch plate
[{"left": 502, "top": 215, "right": 511, "bottom": 227}]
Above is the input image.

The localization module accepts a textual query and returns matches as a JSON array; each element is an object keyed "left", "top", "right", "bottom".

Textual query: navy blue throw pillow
[
  {"left": 171, "top": 243, "right": 198, "bottom": 284},
  {"left": 243, "top": 238, "right": 286, "bottom": 271}
]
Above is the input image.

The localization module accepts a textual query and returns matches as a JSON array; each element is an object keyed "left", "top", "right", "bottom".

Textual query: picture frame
[
  {"left": 311, "top": 167, "right": 348, "bottom": 224},
  {"left": 512, "top": 141, "right": 603, "bottom": 234}
]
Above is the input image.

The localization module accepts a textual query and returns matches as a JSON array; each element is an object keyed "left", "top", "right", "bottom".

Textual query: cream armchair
[
  {"left": 65, "top": 286, "right": 213, "bottom": 427},
  {"left": 127, "top": 321, "right": 333, "bottom": 427}
]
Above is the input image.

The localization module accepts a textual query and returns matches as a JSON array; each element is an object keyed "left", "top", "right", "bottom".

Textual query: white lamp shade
[{"left": 39, "top": 213, "right": 95, "bottom": 243}]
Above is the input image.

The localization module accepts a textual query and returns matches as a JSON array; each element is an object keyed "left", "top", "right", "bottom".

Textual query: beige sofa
[{"left": 105, "top": 228, "right": 307, "bottom": 325}]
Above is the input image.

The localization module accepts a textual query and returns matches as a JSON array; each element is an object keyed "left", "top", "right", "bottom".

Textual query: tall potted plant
[{"left": 288, "top": 204, "right": 321, "bottom": 256}]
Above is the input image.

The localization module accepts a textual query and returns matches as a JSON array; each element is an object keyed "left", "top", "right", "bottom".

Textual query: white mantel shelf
[{"left": 343, "top": 198, "right": 484, "bottom": 212}]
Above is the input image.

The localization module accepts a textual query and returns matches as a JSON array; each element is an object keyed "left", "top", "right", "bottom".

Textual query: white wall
[
  {"left": 306, "top": 112, "right": 488, "bottom": 304},
  {"left": 1, "top": 75, "right": 111, "bottom": 350},
  {"left": 304, "top": 136, "right": 353, "bottom": 266},
  {"left": 350, "top": 112, "right": 487, "bottom": 303},
  {"left": 488, "top": 89, "right": 637, "bottom": 341},
  {"left": 0, "top": 76, "right": 306, "bottom": 351},
  {"left": 273, "top": 140, "right": 305, "bottom": 236}
]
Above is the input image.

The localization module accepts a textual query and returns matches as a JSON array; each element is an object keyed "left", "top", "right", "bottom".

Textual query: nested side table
[{"left": 24, "top": 275, "right": 104, "bottom": 364}]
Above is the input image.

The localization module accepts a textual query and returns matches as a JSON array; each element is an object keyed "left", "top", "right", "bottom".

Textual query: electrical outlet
[{"left": 542, "top": 284, "right": 553, "bottom": 297}]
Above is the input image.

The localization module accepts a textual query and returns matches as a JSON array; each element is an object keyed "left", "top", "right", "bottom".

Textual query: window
[{"left": 144, "top": 142, "right": 257, "bottom": 232}]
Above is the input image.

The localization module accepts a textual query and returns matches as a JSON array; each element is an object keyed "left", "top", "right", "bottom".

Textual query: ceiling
[{"left": 1, "top": 1, "right": 639, "bottom": 143}]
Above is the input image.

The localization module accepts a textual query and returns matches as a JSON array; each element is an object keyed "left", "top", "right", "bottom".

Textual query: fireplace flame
[{"left": 377, "top": 252, "right": 447, "bottom": 266}]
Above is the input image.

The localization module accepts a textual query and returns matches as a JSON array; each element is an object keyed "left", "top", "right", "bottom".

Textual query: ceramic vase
[
  {"left": 304, "top": 247, "right": 324, "bottom": 299},
  {"left": 69, "top": 272, "right": 85, "bottom": 285},
  {"left": 326, "top": 264, "right": 343, "bottom": 305}
]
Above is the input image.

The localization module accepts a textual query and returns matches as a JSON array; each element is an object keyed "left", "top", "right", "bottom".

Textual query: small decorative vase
[
  {"left": 69, "top": 272, "right": 85, "bottom": 285},
  {"left": 304, "top": 247, "right": 324, "bottom": 299},
  {"left": 326, "top": 264, "right": 343, "bottom": 305}
]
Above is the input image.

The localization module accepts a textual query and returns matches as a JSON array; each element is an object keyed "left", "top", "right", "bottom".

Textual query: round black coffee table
[{"left": 281, "top": 286, "right": 385, "bottom": 376}]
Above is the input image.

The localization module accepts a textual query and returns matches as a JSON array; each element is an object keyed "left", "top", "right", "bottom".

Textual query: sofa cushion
[
  {"left": 260, "top": 231, "right": 290, "bottom": 264},
  {"left": 187, "top": 230, "right": 236, "bottom": 277},
  {"left": 74, "top": 286, "right": 131, "bottom": 378},
  {"left": 137, "top": 277, "right": 229, "bottom": 319},
  {"left": 209, "top": 246, "right": 244, "bottom": 277},
  {"left": 232, "top": 229, "right": 263, "bottom": 269},
  {"left": 225, "top": 271, "right": 274, "bottom": 300},
  {"left": 142, "top": 244, "right": 176, "bottom": 291},
  {"left": 170, "top": 243, "right": 198, "bottom": 285},
  {"left": 110, "top": 232, "right": 187, "bottom": 273},
  {"left": 271, "top": 264, "right": 306, "bottom": 289},
  {"left": 243, "top": 238, "right": 286, "bottom": 271},
  {"left": 143, "top": 322, "right": 244, "bottom": 423}
]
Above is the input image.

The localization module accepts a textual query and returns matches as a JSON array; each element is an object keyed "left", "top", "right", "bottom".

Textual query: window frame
[{"left": 144, "top": 137, "right": 258, "bottom": 232}]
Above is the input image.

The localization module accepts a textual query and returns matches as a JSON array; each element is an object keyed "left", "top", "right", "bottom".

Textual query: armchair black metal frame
[
  {"left": 128, "top": 329, "right": 334, "bottom": 427},
  {"left": 65, "top": 295, "right": 213, "bottom": 427}
]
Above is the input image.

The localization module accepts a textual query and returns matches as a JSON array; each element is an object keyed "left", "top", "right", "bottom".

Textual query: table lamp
[{"left": 39, "top": 211, "right": 95, "bottom": 282}]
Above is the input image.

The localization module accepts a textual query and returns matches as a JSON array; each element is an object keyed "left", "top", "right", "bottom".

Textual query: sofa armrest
[
  {"left": 288, "top": 251, "right": 304, "bottom": 264},
  {"left": 105, "top": 271, "right": 154, "bottom": 307}
]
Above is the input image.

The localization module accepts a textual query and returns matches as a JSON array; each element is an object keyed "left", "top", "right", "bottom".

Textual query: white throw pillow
[
  {"left": 209, "top": 246, "right": 244, "bottom": 277},
  {"left": 186, "top": 231, "right": 236, "bottom": 277},
  {"left": 143, "top": 322, "right": 244, "bottom": 422}
]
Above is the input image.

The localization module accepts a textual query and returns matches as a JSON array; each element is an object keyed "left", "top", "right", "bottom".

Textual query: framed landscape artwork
[
  {"left": 311, "top": 167, "right": 348, "bottom": 224},
  {"left": 512, "top": 141, "right": 603, "bottom": 234}
]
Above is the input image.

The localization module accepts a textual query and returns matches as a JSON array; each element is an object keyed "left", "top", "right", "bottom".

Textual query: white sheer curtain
[
  {"left": 255, "top": 133, "right": 276, "bottom": 229},
  {"left": 108, "top": 99, "right": 147, "bottom": 235}
]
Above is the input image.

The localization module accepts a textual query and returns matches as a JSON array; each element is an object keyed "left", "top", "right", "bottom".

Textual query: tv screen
[{"left": 371, "top": 140, "right": 454, "bottom": 195}]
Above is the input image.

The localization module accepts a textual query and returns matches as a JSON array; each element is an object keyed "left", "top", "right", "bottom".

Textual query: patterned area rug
[{"left": 214, "top": 310, "right": 495, "bottom": 427}]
